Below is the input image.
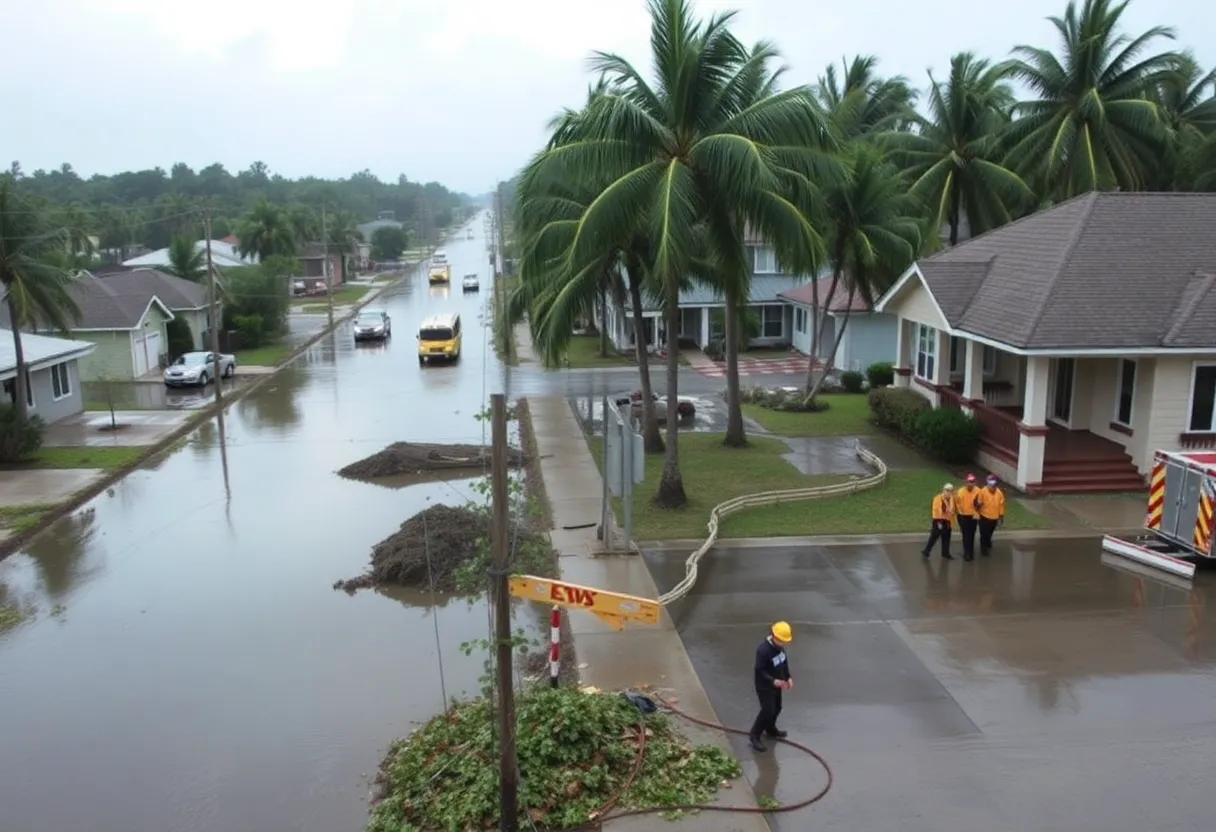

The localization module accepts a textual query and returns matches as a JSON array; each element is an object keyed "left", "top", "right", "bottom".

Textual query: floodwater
[
  {"left": 645, "top": 539, "right": 1216, "bottom": 831},
  {"left": 0, "top": 215, "right": 528, "bottom": 832}
]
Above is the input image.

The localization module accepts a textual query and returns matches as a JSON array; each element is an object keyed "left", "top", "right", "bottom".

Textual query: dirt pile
[
  {"left": 334, "top": 504, "right": 549, "bottom": 594},
  {"left": 337, "top": 442, "right": 525, "bottom": 480}
]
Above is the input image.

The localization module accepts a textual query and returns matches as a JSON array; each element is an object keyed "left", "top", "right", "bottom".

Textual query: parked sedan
[
  {"left": 353, "top": 308, "right": 392, "bottom": 342},
  {"left": 164, "top": 351, "right": 236, "bottom": 387}
]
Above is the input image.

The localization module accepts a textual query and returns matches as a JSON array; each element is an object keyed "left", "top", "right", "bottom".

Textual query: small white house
[
  {"left": 1, "top": 330, "right": 96, "bottom": 425},
  {"left": 779, "top": 275, "right": 898, "bottom": 371}
]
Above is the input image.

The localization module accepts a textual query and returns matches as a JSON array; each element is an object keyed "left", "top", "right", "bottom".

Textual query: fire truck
[{"left": 1101, "top": 449, "right": 1216, "bottom": 580}]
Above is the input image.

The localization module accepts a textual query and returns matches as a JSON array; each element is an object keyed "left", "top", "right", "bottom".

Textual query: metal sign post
[{"left": 603, "top": 398, "right": 645, "bottom": 554}]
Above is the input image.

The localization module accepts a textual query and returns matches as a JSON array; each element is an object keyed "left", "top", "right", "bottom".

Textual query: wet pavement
[
  {"left": 42, "top": 410, "right": 193, "bottom": 447},
  {"left": 0, "top": 469, "right": 106, "bottom": 507},
  {"left": 643, "top": 539, "right": 1216, "bottom": 831},
  {"left": 82, "top": 378, "right": 246, "bottom": 410},
  {"left": 569, "top": 391, "right": 728, "bottom": 435},
  {"left": 0, "top": 218, "right": 565, "bottom": 832}
]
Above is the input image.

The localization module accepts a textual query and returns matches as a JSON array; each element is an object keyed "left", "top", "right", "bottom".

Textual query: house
[
  {"left": 92, "top": 266, "right": 216, "bottom": 352},
  {"left": 779, "top": 275, "right": 898, "bottom": 372},
  {"left": 294, "top": 242, "right": 345, "bottom": 293},
  {"left": 1, "top": 329, "right": 95, "bottom": 425},
  {"left": 596, "top": 243, "right": 803, "bottom": 352},
  {"left": 122, "top": 239, "right": 257, "bottom": 269},
  {"left": 873, "top": 191, "right": 1216, "bottom": 495}
]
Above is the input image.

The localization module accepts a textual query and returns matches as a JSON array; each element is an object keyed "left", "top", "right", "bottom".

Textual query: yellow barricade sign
[{"left": 507, "top": 575, "right": 661, "bottom": 631}]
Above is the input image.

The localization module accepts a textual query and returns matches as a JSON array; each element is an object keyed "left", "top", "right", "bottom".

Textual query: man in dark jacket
[{"left": 749, "top": 621, "right": 793, "bottom": 752}]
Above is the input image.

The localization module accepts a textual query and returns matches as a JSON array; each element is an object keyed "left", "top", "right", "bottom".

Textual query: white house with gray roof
[
  {"left": 122, "top": 239, "right": 256, "bottom": 270},
  {"left": 874, "top": 191, "right": 1216, "bottom": 495},
  {"left": 1, "top": 330, "right": 95, "bottom": 425}
]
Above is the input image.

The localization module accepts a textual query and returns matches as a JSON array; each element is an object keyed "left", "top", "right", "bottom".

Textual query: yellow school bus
[{"left": 417, "top": 312, "right": 462, "bottom": 364}]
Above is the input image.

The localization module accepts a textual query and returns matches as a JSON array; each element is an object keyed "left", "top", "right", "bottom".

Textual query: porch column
[
  {"left": 894, "top": 319, "right": 912, "bottom": 388},
  {"left": 962, "top": 340, "right": 985, "bottom": 413},
  {"left": 929, "top": 328, "right": 951, "bottom": 406},
  {"left": 1016, "top": 356, "right": 1050, "bottom": 488},
  {"left": 700, "top": 308, "right": 710, "bottom": 348}
]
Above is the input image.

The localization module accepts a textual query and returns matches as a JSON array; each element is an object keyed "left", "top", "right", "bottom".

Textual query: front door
[{"left": 1050, "top": 358, "right": 1075, "bottom": 425}]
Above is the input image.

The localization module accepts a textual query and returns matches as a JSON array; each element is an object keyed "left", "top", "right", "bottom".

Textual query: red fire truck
[{"left": 1102, "top": 449, "right": 1216, "bottom": 580}]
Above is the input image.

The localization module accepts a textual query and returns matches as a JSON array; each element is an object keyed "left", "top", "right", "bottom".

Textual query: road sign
[
  {"left": 508, "top": 575, "right": 661, "bottom": 631},
  {"left": 604, "top": 404, "right": 645, "bottom": 497}
]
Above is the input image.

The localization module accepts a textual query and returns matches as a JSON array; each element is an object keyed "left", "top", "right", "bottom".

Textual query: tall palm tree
[
  {"left": 287, "top": 203, "right": 320, "bottom": 242},
  {"left": 325, "top": 208, "right": 362, "bottom": 281},
  {"left": 1150, "top": 52, "right": 1216, "bottom": 189},
  {"left": 815, "top": 55, "right": 917, "bottom": 140},
  {"left": 523, "top": 0, "right": 832, "bottom": 504},
  {"left": 1002, "top": 0, "right": 1180, "bottom": 199},
  {"left": 0, "top": 177, "right": 83, "bottom": 426},
  {"left": 885, "top": 52, "right": 1033, "bottom": 247},
  {"left": 236, "top": 197, "right": 297, "bottom": 261},
  {"left": 164, "top": 235, "right": 207, "bottom": 282},
  {"left": 804, "top": 144, "right": 921, "bottom": 402}
]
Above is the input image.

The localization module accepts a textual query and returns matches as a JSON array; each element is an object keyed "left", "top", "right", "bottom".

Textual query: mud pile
[
  {"left": 333, "top": 504, "right": 548, "bottom": 594},
  {"left": 337, "top": 442, "right": 525, "bottom": 479}
]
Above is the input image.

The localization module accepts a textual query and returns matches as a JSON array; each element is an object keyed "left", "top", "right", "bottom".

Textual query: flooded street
[{"left": 0, "top": 218, "right": 522, "bottom": 832}]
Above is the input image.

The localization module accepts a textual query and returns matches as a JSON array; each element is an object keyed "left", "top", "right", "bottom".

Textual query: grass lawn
[
  {"left": 0, "top": 502, "right": 59, "bottom": 533},
  {"left": 234, "top": 341, "right": 293, "bottom": 367},
  {"left": 590, "top": 431, "right": 1044, "bottom": 540},
  {"left": 9, "top": 446, "right": 145, "bottom": 471},
  {"left": 291, "top": 284, "right": 370, "bottom": 306},
  {"left": 742, "top": 394, "right": 874, "bottom": 436},
  {"left": 557, "top": 334, "right": 688, "bottom": 369}
]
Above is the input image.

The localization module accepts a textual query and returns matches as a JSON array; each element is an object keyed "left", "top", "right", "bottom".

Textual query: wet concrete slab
[
  {"left": 777, "top": 436, "right": 869, "bottom": 475},
  {"left": 41, "top": 410, "right": 192, "bottom": 447},
  {"left": 0, "top": 468, "right": 105, "bottom": 505},
  {"left": 1046, "top": 494, "right": 1151, "bottom": 530},
  {"left": 642, "top": 538, "right": 1216, "bottom": 830},
  {"left": 82, "top": 379, "right": 242, "bottom": 410}
]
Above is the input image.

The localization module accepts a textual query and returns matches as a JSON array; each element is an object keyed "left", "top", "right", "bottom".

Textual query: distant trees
[{"left": 371, "top": 225, "right": 409, "bottom": 260}]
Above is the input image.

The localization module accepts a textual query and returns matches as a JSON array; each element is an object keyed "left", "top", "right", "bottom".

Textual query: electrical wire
[{"left": 421, "top": 506, "right": 449, "bottom": 710}]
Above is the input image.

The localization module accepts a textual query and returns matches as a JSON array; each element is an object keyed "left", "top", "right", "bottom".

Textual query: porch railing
[{"left": 971, "top": 402, "right": 1020, "bottom": 461}]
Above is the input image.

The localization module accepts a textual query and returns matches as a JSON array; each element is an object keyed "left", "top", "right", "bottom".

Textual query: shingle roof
[
  {"left": 908, "top": 192, "right": 1216, "bottom": 350},
  {"left": 779, "top": 275, "right": 872, "bottom": 313},
  {"left": 0, "top": 329, "right": 95, "bottom": 377},
  {"left": 94, "top": 267, "right": 207, "bottom": 311}
]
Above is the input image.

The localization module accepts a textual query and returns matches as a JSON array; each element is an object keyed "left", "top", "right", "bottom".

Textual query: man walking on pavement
[
  {"left": 955, "top": 474, "right": 982, "bottom": 561},
  {"left": 976, "top": 474, "right": 1006, "bottom": 556},
  {"left": 749, "top": 621, "right": 793, "bottom": 752},
  {"left": 922, "top": 483, "right": 955, "bottom": 560}
]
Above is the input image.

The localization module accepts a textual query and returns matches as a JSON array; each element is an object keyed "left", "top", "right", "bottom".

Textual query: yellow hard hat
[{"left": 771, "top": 621, "right": 792, "bottom": 642}]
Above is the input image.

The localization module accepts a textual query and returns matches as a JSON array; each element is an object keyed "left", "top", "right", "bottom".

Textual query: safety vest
[
  {"left": 976, "top": 487, "right": 1006, "bottom": 520},
  {"left": 932, "top": 494, "right": 954, "bottom": 524},
  {"left": 955, "top": 486, "right": 981, "bottom": 519}
]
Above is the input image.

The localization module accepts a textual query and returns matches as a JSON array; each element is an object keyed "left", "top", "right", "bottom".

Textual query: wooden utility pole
[
  {"left": 494, "top": 183, "right": 511, "bottom": 359},
  {"left": 321, "top": 202, "right": 334, "bottom": 327},
  {"left": 203, "top": 203, "right": 222, "bottom": 406},
  {"left": 490, "top": 393, "right": 518, "bottom": 831}
]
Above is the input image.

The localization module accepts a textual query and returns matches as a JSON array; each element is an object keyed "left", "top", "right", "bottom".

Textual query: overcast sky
[{"left": 4, "top": 0, "right": 1213, "bottom": 195}]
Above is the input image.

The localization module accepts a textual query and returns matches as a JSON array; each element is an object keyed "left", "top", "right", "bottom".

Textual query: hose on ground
[{"left": 563, "top": 690, "right": 834, "bottom": 829}]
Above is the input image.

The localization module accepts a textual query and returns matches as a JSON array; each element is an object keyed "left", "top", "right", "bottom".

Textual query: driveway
[{"left": 643, "top": 538, "right": 1216, "bottom": 831}]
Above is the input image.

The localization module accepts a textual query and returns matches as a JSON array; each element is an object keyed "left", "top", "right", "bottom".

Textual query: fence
[{"left": 656, "top": 441, "right": 889, "bottom": 606}]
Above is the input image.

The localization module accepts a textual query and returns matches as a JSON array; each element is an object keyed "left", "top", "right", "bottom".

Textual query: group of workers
[{"left": 924, "top": 473, "right": 1006, "bottom": 561}]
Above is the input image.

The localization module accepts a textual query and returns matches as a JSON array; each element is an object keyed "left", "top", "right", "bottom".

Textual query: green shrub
[
  {"left": 868, "top": 387, "right": 931, "bottom": 436},
  {"left": 840, "top": 370, "right": 865, "bottom": 393},
  {"left": 866, "top": 361, "right": 895, "bottom": 389},
  {"left": 0, "top": 404, "right": 45, "bottom": 463},
  {"left": 704, "top": 338, "right": 724, "bottom": 361},
  {"left": 165, "top": 317, "right": 195, "bottom": 358},
  {"left": 233, "top": 314, "right": 265, "bottom": 348},
  {"left": 913, "top": 407, "right": 982, "bottom": 463}
]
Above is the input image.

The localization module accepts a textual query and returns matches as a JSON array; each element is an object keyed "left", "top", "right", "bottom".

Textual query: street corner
[
  {"left": 0, "top": 468, "right": 107, "bottom": 508},
  {"left": 40, "top": 410, "right": 195, "bottom": 448},
  {"left": 567, "top": 391, "right": 729, "bottom": 437}
]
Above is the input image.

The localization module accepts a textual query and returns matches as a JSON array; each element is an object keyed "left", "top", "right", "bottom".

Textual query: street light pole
[{"left": 203, "top": 202, "right": 222, "bottom": 406}]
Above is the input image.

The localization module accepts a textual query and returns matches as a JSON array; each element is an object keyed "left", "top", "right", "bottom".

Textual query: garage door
[
  {"left": 144, "top": 332, "right": 161, "bottom": 371},
  {"left": 133, "top": 336, "right": 149, "bottom": 377}
]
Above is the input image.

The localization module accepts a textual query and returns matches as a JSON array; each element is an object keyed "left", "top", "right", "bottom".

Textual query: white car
[
  {"left": 164, "top": 351, "right": 236, "bottom": 387},
  {"left": 462, "top": 274, "right": 480, "bottom": 292}
]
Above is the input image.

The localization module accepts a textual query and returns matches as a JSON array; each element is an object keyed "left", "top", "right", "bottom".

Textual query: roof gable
[{"left": 0, "top": 329, "right": 96, "bottom": 376}]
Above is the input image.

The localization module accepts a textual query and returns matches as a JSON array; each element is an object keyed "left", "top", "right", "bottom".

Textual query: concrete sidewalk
[{"left": 528, "top": 395, "right": 770, "bottom": 832}]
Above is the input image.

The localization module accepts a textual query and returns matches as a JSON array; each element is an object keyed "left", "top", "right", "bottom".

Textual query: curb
[
  {"left": 0, "top": 270, "right": 410, "bottom": 561},
  {"left": 636, "top": 527, "right": 1146, "bottom": 551}
]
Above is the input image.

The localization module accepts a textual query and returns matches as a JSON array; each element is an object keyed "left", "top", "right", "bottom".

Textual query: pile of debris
[{"left": 337, "top": 442, "right": 525, "bottom": 480}]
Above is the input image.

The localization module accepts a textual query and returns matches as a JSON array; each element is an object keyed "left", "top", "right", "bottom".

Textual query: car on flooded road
[
  {"left": 163, "top": 351, "right": 235, "bottom": 387},
  {"left": 353, "top": 308, "right": 392, "bottom": 342},
  {"left": 462, "top": 274, "right": 480, "bottom": 292}
]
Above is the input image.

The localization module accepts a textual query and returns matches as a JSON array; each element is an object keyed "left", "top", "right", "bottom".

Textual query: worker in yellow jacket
[
  {"left": 921, "top": 483, "right": 955, "bottom": 560},
  {"left": 954, "top": 473, "right": 982, "bottom": 561},
  {"left": 975, "top": 474, "right": 1006, "bottom": 556}
]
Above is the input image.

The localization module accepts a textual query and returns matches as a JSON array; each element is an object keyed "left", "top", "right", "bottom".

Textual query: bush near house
[
  {"left": 866, "top": 361, "right": 895, "bottom": 389},
  {"left": 868, "top": 387, "right": 931, "bottom": 436},
  {"left": 165, "top": 317, "right": 194, "bottom": 358},
  {"left": 868, "top": 388, "right": 982, "bottom": 464},
  {"left": 840, "top": 370, "right": 865, "bottom": 393},
  {"left": 232, "top": 314, "right": 266, "bottom": 348},
  {"left": 0, "top": 405, "right": 44, "bottom": 463}
]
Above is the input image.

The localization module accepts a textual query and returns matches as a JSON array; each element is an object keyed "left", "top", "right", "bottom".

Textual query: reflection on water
[
  {"left": 234, "top": 365, "right": 307, "bottom": 431},
  {"left": 24, "top": 507, "right": 100, "bottom": 599}
]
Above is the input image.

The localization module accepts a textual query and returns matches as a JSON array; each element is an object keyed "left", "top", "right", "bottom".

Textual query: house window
[
  {"left": 750, "top": 245, "right": 777, "bottom": 274},
  {"left": 1114, "top": 359, "right": 1136, "bottom": 427},
  {"left": 916, "top": 324, "right": 936, "bottom": 380},
  {"left": 761, "top": 305, "right": 784, "bottom": 338},
  {"left": 794, "top": 308, "right": 807, "bottom": 333},
  {"left": 51, "top": 363, "right": 71, "bottom": 400},
  {"left": 948, "top": 337, "right": 997, "bottom": 375},
  {"left": 1188, "top": 363, "right": 1216, "bottom": 432}
]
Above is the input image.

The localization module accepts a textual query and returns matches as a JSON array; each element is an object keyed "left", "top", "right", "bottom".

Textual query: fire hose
[{"left": 563, "top": 691, "right": 834, "bottom": 829}]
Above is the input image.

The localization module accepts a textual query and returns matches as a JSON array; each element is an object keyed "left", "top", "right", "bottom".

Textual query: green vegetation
[
  {"left": 0, "top": 502, "right": 57, "bottom": 534},
  {"left": 0, "top": 603, "right": 27, "bottom": 631},
  {"left": 234, "top": 341, "right": 293, "bottom": 367},
  {"left": 370, "top": 225, "right": 408, "bottom": 260},
  {"left": 14, "top": 446, "right": 144, "bottom": 471},
  {"left": 590, "top": 432, "right": 1042, "bottom": 540},
  {"left": 742, "top": 394, "right": 874, "bottom": 436},
  {"left": 366, "top": 686, "right": 740, "bottom": 832}
]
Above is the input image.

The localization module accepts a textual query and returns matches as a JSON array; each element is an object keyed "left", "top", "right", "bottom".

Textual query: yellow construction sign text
[{"left": 507, "top": 575, "right": 661, "bottom": 631}]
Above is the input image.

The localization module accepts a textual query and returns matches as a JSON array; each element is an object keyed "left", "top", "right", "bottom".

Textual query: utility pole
[
  {"left": 203, "top": 202, "right": 222, "bottom": 406},
  {"left": 494, "top": 182, "right": 512, "bottom": 360},
  {"left": 490, "top": 393, "right": 518, "bottom": 832},
  {"left": 321, "top": 202, "right": 334, "bottom": 328}
]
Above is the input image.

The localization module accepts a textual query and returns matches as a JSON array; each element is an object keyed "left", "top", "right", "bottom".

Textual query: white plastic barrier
[
  {"left": 1100, "top": 535, "right": 1196, "bottom": 581},
  {"left": 657, "top": 441, "right": 888, "bottom": 606}
]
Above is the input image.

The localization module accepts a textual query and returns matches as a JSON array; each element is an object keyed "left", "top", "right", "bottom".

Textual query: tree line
[
  {"left": 510, "top": 0, "right": 1216, "bottom": 509},
  {"left": 6, "top": 159, "right": 470, "bottom": 252}
]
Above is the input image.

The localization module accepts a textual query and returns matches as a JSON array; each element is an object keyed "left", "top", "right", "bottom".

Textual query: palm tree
[
  {"left": 1150, "top": 52, "right": 1216, "bottom": 189},
  {"left": 287, "top": 203, "right": 320, "bottom": 242},
  {"left": 1002, "top": 0, "right": 1180, "bottom": 199},
  {"left": 236, "top": 197, "right": 297, "bottom": 261},
  {"left": 815, "top": 56, "right": 918, "bottom": 140},
  {"left": 523, "top": 0, "right": 832, "bottom": 505},
  {"left": 804, "top": 144, "right": 921, "bottom": 402},
  {"left": 885, "top": 52, "right": 1033, "bottom": 247},
  {"left": 164, "top": 235, "right": 207, "bottom": 282},
  {"left": 325, "top": 209, "right": 362, "bottom": 281},
  {"left": 0, "top": 177, "right": 83, "bottom": 425}
]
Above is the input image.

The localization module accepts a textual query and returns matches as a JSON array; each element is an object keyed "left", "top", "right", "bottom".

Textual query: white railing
[{"left": 656, "top": 441, "right": 889, "bottom": 606}]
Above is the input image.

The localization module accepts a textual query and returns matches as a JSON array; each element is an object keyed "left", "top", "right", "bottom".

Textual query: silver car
[
  {"left": 462, "top": 274, "right": 480, "bottom": 292},
  {"left": 164, "top": 351, "right": 235, "bottom": 387},
  {"left": 354, "top": 308, "right": 392, "bottom": 341}
]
